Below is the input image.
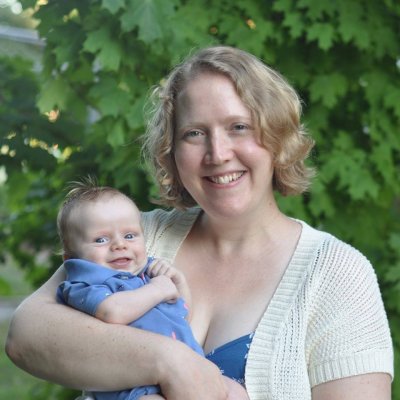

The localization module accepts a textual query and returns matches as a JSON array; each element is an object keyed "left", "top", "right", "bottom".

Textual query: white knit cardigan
[{"left": 141, "top": 207, "right": 393, "bottom": 400}]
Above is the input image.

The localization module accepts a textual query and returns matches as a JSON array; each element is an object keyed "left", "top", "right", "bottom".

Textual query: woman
[{"left": 6, "top": 46, "right": 393, "bottom": 399}]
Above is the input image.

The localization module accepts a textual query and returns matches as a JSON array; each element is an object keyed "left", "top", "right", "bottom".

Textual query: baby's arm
[{"left": 95, "top": 274, "right": 179, "bottom": 324}]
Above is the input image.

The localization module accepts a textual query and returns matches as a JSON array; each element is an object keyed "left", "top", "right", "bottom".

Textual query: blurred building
[{"left": 0, "top": 23, "right": 43, "bottom": 68}]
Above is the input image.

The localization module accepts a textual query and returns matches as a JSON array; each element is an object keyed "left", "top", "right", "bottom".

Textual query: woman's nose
[{"left": 205, "top": 132, "right": 233, "bottom": 165}]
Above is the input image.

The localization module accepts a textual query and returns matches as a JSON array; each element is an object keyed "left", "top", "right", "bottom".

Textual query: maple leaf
[
  {"left": 307, "top": 23, "right": 335, "bottom": 50},
  {"left": 309, "top": 73, "right": 347, "bottom": 108},
  {"left": 37, "top": 77, "right": 74, "bottom": 112},
  {"left": 121, "top": 0, "right": 175, "bottom": 43},
  {"left": 89, "top": 77, "right": 131, "bottom": 117},
  {"left": 101, "top": 0, "right": 126, "bottom": 15},
  {"left": 83, "top": 27, "right": 122, "bottom": 71}
]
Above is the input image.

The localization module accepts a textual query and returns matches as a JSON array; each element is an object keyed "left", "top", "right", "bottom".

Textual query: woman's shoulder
[
  {"left": 141, "top": 207, "right": 201, "bottom": 233},
  {"left": 141, "top": 207, "right": 201, "bottom": 260},
  {"left": 298, "top": 219, "right": 371, "bottom": 265},
  {"left": 297, "top": 220, "right": 379, "bottom": 292}
]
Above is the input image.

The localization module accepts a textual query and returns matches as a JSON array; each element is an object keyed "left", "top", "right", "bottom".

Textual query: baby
[{"left": 56, "top": 180, "right": 203, "bottom": 400}]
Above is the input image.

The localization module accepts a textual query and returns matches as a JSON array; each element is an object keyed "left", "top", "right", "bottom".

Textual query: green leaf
[
  {"left": 297, "top": 0, "right": 337, "bottom": 19},
  {"left": 37, "top": 77, "right": 74, "bottom": 112},
  {"left": 383, "top": 85, "right": 400, "bottom": 119},
  {"left": 121, "top": 0, "right": 176, "bottom": 43},
  {"left": 102, "top": 0, "right": 126, "bottom": 14},
  {"left": 106, "top": 119, "right": 126, "bottom": 148},
  {"left": 272, "top": 0, "right": 295, "bottom": 13},
  {"left": 362, "top": 71, "right": 388, "bottom": 110},
  {"left": 283, "top": 12, "right": 305, "bottom": 39},
  {"left": 385, "top": 262, "right": 400, "bottom": 283},
  {"left": 83, "top": 27, "right": 109, "bottom": 53},
  {"left": 276, "top": 193, "right": 309, "bottom": 221},
  {"left": 389, "top": 233, "right": 400, "bottom": 255},
  {"left": 167, "top": 1, "right": 214, "bottom": 55},
  {"left": 304, "top": 104, "right": 330, "bottom": 142},
  {"left": 320, "top": 132, "right": 380, "bottom": 200},
  {"left": 83, "top": 27, "right": 122, "bottom": 70},
  {"left": 370, "top": 142, "right": 397, "bottom": 186},
  {"left": 309, "top": 178, "right": 335, "bottom": 218},
  {"left": 369, "top": 23, "right": 398, "bottom": 58},
  {"left": 337, "top": 1, "right": 370, "bottom": 49},
  {"left": 126, "top": 96, "right": 146, "bottom": 130},
  {"left": 219, "top": 15, "right": 274, "bottom": 57},
  {"left": 307, "top": 23, "right": 335, "bottom": 50},
  {"left": 89, "top": 78, "right": 131, "bottom": 117},
  {"left": 309, "top": 73, "right": 347, "bottom": 108},
  {"left": 346, "top": 168, "right": 379, "bottom": 200},
  {"left": 96, "top": 43, "right": 122, "bottom": 71}
]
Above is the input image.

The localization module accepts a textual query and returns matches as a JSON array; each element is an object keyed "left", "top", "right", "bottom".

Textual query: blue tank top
[{"left": 205, "top": 332, "right": 254, "bottom": 386}]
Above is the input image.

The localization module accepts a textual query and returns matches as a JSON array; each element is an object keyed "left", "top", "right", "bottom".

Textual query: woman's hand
[
  {"left": 223, "top": 377, "right": 250, "bottom": 400},
  {"left": 157, "top": 343, "right": 229, "bottom": 400}
]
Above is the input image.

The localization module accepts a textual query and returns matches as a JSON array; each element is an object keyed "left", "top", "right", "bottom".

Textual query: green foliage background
[{"left": 1, "top": 0, "right": 399, "bottom": 398}]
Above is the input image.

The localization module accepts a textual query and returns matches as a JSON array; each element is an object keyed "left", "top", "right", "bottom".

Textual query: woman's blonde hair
[{"left": 143, "top": 46, "right": 315, "bottom": 209}]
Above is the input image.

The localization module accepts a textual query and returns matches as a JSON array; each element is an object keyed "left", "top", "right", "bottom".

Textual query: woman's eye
[
  {"left": 95, "top": 237, "right": 107, "bottom": 244},
  {"left": 184, "top": 129, "right": 203, "bottom": 138},
  {"left": 233, "top": 123, "right": 248, "bottom": 131}
]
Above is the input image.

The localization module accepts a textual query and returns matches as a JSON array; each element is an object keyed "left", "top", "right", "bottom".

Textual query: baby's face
[{"left": 68, "top": 194, "right": 147, "bottom": 274}]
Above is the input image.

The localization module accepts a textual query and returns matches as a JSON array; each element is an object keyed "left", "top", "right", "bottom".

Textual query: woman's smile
[{"left": 206, "top": 171, "right": 246, "bottom": 185}]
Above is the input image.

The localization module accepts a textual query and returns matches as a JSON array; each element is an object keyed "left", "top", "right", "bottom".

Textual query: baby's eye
[
  {"left": 125, "top": 233, "right": 136, "bottom": 240},
  {"left": 95, "top": 237, "right": 108, "bottom": 244}
]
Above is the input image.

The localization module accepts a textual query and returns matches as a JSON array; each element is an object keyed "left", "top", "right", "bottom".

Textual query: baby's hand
[
  {"left": 149, "top": 275, "right": 179, "bottom": 303},
  {"left": 148, "top": 258, "right": 191, "bottom": 309},
  {"left": 148, "top": 259, "right": 187, "bottom": 289}
]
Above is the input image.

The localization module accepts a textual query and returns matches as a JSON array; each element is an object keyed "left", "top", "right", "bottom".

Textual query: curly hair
[{"left": 142, "top": 46, "right": 315, "bottom": 209}]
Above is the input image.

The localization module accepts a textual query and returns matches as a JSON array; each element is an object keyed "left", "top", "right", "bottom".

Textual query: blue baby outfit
[{"left": 58, "top": 258, "right": 203, "bottom": 400}]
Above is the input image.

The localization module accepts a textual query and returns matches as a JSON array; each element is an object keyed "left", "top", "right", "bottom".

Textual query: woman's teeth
[{"left": 209, "top": 172, "right": 243, "bottom": 184}]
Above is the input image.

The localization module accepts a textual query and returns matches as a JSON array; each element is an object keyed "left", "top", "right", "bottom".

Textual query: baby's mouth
[{"left": 110, "top": 257, "right": 132, "bottom": 265}]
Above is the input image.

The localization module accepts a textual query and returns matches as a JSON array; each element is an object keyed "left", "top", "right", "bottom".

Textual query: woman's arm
[
  {"left": 5, "top": 267, "right": 228, "bottom": 399},
  {"left": 312, "top": 373, "right": 391, "bottom": 400}
]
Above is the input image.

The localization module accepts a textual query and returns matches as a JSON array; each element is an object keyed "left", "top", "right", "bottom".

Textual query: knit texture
[{"left": 141, "top": 208, "right": 393, "bottom": 400}]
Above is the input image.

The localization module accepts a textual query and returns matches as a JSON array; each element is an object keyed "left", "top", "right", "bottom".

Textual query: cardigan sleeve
[{"left": 307, "top": 237, "right": 393, "bottom": 386}]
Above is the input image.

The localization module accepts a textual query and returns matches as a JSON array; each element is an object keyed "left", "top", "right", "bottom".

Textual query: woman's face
[{"left": 174, "top": 72, "right": 275, "bottom": 219}]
